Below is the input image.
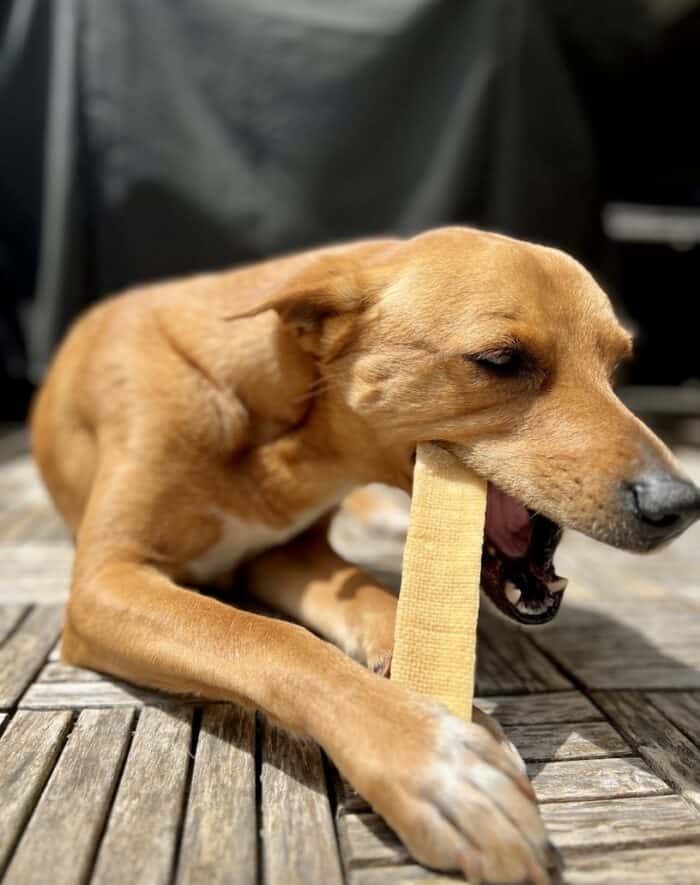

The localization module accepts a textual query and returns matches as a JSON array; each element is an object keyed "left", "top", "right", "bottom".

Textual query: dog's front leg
[
  {"left": 64, "top": 550, "right": 553, "bottom": 883},
  {"left": 241, "top": 526, "right": 530, "bottom": 772},
  {"left": 241, "top": 522, "right": 396, "bottom": 675}
]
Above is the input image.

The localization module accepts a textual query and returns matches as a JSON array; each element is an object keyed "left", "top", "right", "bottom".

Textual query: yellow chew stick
[{"left": 391, "top": 442, "right": 487, "bottom": 721}]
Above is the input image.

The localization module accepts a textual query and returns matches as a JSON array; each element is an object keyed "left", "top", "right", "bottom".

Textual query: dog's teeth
[
  {"left": 516, "top": 598, "right": 542, "bottom": 614},
  {"left": 487, "top": 544, "right": 497, "bottom": 556},
  {"left": 505, "top": 581, "right": 522, "bottom": 605},
  {"left": 515, "top": 595, "right": 548, "bottom": 615},
  {"left": 548, "top": 578, "right": 568, "bottom": 594}
]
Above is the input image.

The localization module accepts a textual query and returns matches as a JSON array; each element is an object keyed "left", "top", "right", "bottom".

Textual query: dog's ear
[
  {"left": 225, "top": 255, "right": 361, "bottom": 317},
  {"left": 223, "top": 250, "right": 386, "bottom": 354}
]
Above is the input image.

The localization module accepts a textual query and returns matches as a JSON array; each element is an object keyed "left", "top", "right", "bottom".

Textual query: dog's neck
[
  {"left": 239, "top": 388, "right": 413, "bottom": 526},
  {"left": 161, "top": 303, "right": 415, "bottom": 524}
]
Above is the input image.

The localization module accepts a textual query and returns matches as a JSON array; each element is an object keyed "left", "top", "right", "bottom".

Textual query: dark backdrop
[{"left": 1, "top": 0, "right": 698, "bottom": 418}]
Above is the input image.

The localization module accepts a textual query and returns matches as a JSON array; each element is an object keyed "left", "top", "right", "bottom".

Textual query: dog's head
[{"left": 229, "top": 227, "right": 700, "bottom": 624}]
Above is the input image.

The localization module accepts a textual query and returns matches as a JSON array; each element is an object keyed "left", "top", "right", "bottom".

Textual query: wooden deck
[{"left": 1, "top": 432, "right": 700, "bottom": 884}]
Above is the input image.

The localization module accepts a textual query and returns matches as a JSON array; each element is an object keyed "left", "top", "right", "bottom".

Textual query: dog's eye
[{"left": 465, "top": 347, "right": 524, "bottom": 376}]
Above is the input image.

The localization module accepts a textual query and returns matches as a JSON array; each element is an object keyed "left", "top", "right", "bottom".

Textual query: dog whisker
[{"left": 290, "top": 371, "right": 343, "bottom": 405}]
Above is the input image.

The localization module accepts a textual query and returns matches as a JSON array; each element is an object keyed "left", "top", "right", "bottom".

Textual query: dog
[{"left": 31, "top": 227, "right": 700, "bottom": 884}]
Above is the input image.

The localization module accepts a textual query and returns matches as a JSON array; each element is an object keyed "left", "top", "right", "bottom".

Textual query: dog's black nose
[{"left": 626, "top": 473, "right": 700, "bottom": 547}]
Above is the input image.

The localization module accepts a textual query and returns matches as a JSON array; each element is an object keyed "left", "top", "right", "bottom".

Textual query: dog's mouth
[{"left": 481, "top": 484, "right": 567, "bottom": 625}]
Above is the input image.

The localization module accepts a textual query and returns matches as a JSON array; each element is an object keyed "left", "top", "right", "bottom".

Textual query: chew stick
[{"left": 391, "top": 442, "right": 487, "bottom": 721}]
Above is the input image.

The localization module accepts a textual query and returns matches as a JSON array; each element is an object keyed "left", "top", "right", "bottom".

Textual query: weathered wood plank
[
  {"left": 0, "top": 501, "right": 37, "bottom": 539},
  {"left": 0, "top": 605, "right": 64, "bottom": 708},
  {"left": 176, "top": 704, "right": 257, "bottom": 885},
  {"left": 504, "top": 721, "right": 632, "bottom": 762},
  {"left": 92, "top": 706, "right": 192, "bottom": 885},
  {"left": 532, "top": 535, "right": 700, "bottom": 690},
  {"left": 20, "top": 674, "right": 196, "bottom": 709},
  {"left": 0, "top": 544, "right": 72, "bottom": 602},
  {"left": 0, "top": 604, "right": 28, "bottom": 643},
  {"left": 36, "top": 661, "right": 104, "bottom": 682},
  {"left": 542, "top": 795, "right": 700, "bottom": 853},
  {"left": 535, "top": 621, "right": 700, "bottom": 689},
  {"left": 0, "top": 710, "right": 73, "bottom": 873},
  {"left": 0, "top": 456, "right": 50, "bottom": 505},
  {"left": 474, "top": 634, "right": 527, "bottom": 695},
  {"left": 261, "top": 717, "right": 343, "bottom": 885},
  {"left": 564, "top": 844, "right": 700, "bottom": 884},
  {"left": 593, "top": 690, "right": 700, "bottom": 811},
  {"left": 5, "top": 507, "right": 68, "bottom": 543},
  {"left": 557, "top": 662, "right": 700, "bottom": 691},
  {"left": 529, "top": 756, "right": 671, "bottom": 803},
  {"left": 41, "top": 520, "right": 71, "bottom": 543},
  {"left": 350, "top": 865, "right": 460, "bottom": 884},
  {"left": 337, "top": 812, "right": 409, "bottom": 870},
  {"left": 647, "top": 690, "right": 700, "bottom": 747},
  {"left": 530, "top": 634, "right": 700, "bottom": 691},
  {"left": 475, "top": 611, "right": 571, "bottom": 694},
  {"left": 474, "top": 691, "right": 603, "bottom": 725},
  {"left": 3, "top": 707, "right": 134, "bottom": 885},
  {"left": 0, "top": 506, "right": 67, "bottom": 543}
]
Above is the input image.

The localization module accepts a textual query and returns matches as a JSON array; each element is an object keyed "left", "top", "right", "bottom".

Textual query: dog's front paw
[{"left": 355, "top": 697, "right": 556, "bottom": 884}]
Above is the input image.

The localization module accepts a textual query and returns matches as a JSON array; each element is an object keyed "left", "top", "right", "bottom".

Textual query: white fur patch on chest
[{"left": 186, "top": 499, "right": 340, "bottom": 583}]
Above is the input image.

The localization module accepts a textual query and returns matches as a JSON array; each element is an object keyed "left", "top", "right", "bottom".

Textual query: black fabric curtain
[{"left": 1, "top": 0, "right": 654, "bottom": 386}]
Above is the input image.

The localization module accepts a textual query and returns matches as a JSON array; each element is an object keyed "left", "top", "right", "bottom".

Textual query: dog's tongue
[{"left": 485, "top": 484, "right": 532, "bottom": 558}]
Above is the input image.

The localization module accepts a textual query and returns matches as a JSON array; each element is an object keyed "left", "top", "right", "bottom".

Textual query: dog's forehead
[{"left": 380, "top": 233, "right": 620, "bottom": 340}]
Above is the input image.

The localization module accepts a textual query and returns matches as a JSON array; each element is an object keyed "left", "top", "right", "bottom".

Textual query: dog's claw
[
  {"left": 545, "top": 839, "right": 564, "bottom": 871},
  {"left": 371, "top": 652, "right": 392, "bottom": 678},
  {"left": 456, "top": 848, "right": 483, "bottom": 884}
]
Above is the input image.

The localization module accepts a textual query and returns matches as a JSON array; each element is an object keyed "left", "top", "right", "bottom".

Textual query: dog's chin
[{"left": 435, "top": 443, "right": 568, "bottom": 626}]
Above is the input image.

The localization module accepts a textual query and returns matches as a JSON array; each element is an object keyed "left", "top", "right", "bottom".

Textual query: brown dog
[{"left": 31, "top": 228, "right": 700, "bottom": 884}]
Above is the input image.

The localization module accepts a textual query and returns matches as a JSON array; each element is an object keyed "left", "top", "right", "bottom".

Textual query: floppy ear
[
  {"left": 224, "top": 256, "right": 367, "bottom": 324},
  {"left": 223, "top": 253, "right": 375, "bottom": 352}
]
